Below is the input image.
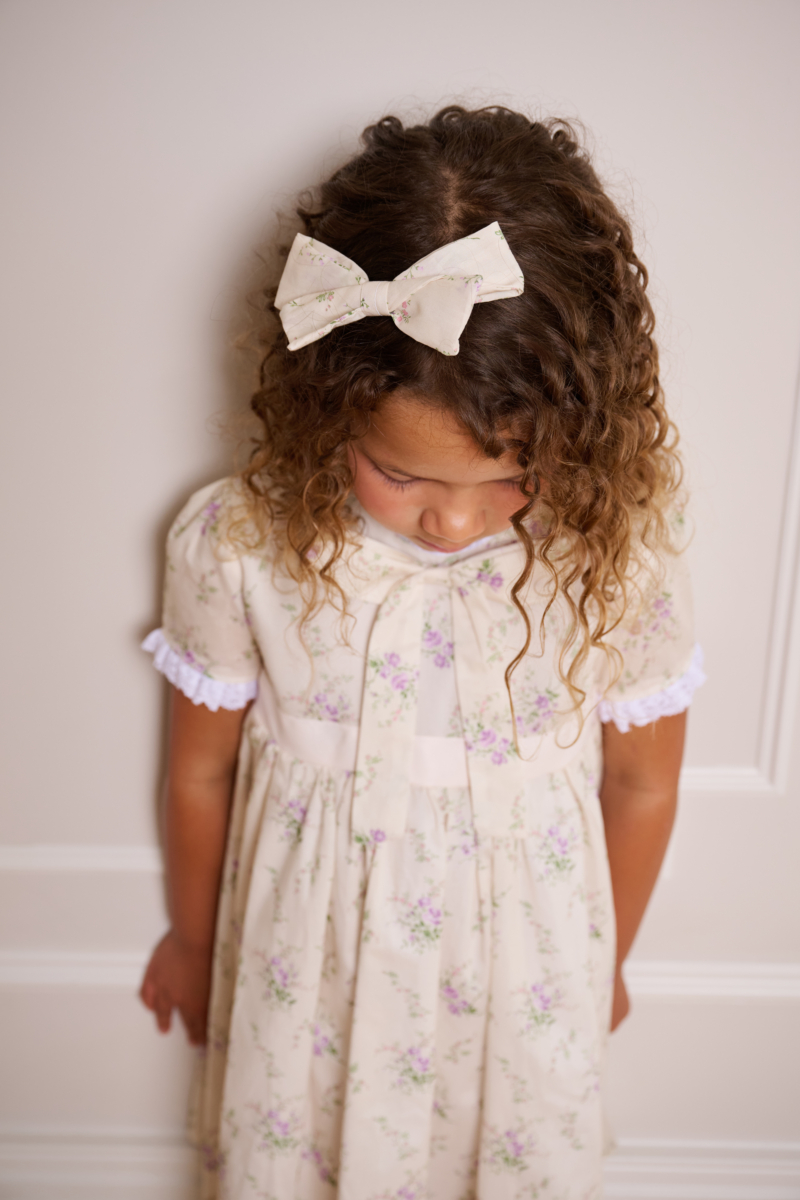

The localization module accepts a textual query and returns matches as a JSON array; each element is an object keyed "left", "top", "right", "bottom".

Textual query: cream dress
[{"left": 143, "top": 479, "right": 703, "bottom": 1200}]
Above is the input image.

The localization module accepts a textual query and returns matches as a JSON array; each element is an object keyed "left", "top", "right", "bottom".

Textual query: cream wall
[{"left": 1, "top": 1, "right": 799, "bottom": 1195}]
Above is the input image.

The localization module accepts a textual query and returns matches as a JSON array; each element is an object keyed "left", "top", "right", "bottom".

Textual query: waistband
[{"left": 251, "top": 679, "right": 594, "bottom": 789}]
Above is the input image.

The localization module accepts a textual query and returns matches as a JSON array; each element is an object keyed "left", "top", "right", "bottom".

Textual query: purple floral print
[
  {"left": 476, "top": 568, "right": 504, "bottom": 590},
  {"left": 311, "top": 689, "right": 350, "bottom": 721},
  {"left": 392, "top": 892, "right": 445, "bottom": 951},
  {"left": 199, "top": 501, "right": 221, "bottom": 536},
  {"left": 447, "top": 821, "right": 478, "bottom": 862},
  {"left": 422, "top": 625, "right": 455, "bottom": 669},
  {"left": 354, "top": 827, "right": 386, "bottom": 849},
  {"left": 537, "top": 820, "right": 578, "bottom": 878},
  {"left": 368, "top": 1183, "right": 427, "bottom": 1200},
  {"left": 439, "top": 967, "right": 479, "bottom": 1017},
  {"left": 464, "top": 723, "right": 514, "bottom": 765},
  {"left": 517, "top": 981, "right": 562, "bottom": 1036},
  {"left": 248, "top": 1100, "right": 302, "bottom": 1158},
  {"left": 285, "top": 671, "right": 355, "bottom": 724},
  {"left": 515, "top": 686, "right": 559, "bottom": 736},
  {"left": 367, "top": 651, "right": 418, "bottom": 715},
  {"left": 255, "top": 950, "right": 299, "bottom": 1010},
  {"left": 457, "top": 558, "right": 505, "bottom": 597},
  {"left": 484, "top": 1124, "right": 536, "bottom": 1173},
  {"left": 649, "top": 591, "right": 676, "bottom": 635},
  {"left": 275, "top": 795, "right": 307, "bottom": 843},
  {"left": 379, "top": 1042, "right": 436, "bottom": 1092},
  {"left": 302, "top": 1143, "right": 338, "bottom": 1186},
  {"left": 311, "top": 1021, "right": 339, "bottom": 1059}
]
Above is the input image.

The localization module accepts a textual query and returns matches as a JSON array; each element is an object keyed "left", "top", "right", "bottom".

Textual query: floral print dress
[{"left": 143, "top": 479, "right": 704, "bottom": 1200}]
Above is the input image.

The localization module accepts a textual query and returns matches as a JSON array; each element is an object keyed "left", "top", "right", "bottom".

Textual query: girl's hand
[
  {"left": 139, "top": 929, "right": 213, "bottom": 1046},
  {"left": 610, "top": 965, "right": 630, "bottom": 1031},
  {"left": 140, "top": 690, "right": 248, "bottom": 1047}
]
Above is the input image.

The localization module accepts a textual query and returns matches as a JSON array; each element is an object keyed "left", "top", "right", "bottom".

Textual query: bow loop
[{"left": 276, "top": 222, "right": 524, "bottom": 355}]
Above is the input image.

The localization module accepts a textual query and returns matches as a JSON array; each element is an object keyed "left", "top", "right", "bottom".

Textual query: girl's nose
[{"left": 421, "top": 496, "right": 486, "bottom": 544}]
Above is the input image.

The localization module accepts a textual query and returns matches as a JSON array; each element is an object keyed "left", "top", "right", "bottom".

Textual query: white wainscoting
[
  {"left": 1, "top": 1129, "right": 798, "bottom": 1200},
  {"left": 604, "top": 1139, "right": 800, "bottom": 1200},
  {"left": 2, "top": 947, "right": 799, "bottom": 999},
  {"left": 0, "top": 1126, "right": 197, "bottom": 1200},
  {"left": 2, "top": 843, "right": 799, "bottom": 998}
]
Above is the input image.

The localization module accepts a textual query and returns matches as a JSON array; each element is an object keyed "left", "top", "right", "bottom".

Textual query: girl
[{"left": 140, "top": 106, "right": 703, "bottom": 1200}]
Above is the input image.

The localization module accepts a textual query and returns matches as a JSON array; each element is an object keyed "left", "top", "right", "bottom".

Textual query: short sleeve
[
  {"left": 142, "top": 479, "right": 260, "bottom": 711},
  {"left": 598, "top": 541, "right": 705, "bottom": 732}
]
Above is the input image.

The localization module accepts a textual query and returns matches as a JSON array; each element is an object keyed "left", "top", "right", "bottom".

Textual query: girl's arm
[
  {"left": 599, "top": 711, "right": 687, "bottom": 1030},
  {"left": 139, "top": 688, "right": 249, "bottom": 1044}
]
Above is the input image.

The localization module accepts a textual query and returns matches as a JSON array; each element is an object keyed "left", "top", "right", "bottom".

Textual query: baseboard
[
  {"left": 605, "top": 1138, "right": 800, "bottom": 1200},
  {"left": 1, "top": 1129, "right": 798, "bottom": 1200},
  {"left": 0, "top": 1127, "right": 196, "bottom": 1200}
]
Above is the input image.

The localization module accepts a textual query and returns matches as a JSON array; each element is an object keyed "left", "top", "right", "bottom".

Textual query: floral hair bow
[{"left": 275, "top": 221, "right": 524, "bottom": 356}]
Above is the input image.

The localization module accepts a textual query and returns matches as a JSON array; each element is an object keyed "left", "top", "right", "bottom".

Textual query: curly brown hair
[{"left": 235, "top": 104, "right": 683, "bottom": 709}]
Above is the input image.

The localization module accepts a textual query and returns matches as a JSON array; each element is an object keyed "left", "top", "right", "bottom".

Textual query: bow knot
[{"left": 275, "top": 222, "right": 524, "bottom": 356}]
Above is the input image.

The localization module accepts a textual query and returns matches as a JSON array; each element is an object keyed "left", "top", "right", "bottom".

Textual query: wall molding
[
  {"left": 1, "top": 948, "right": 798, "bottom": 998},
  {"left": 678, "top": 764, "right": 774, "bottom": 797},
  {"left": 623, "top": 960, "right": 800, "bottom": 1000},
  {"left": 672, "top": 353, "right": 800, "bottom": 801},
  {"left": 0, "top": 1129, "right": 797, "bottom": 1200},
  {"left": 725, "top": 353, "right": 800, "bottom": 800},
  {"left": 758, "top": 357, "right": 800, "bottom": 796},
  {"left": 605, "top": 1138, "right": 800, "bottom": 1200},
  {"left": 0, "top": 951, "right": 147, "bottom": 988},
  {"left": 0, "top": 1126, "right": 196, "bottom": 1199}
]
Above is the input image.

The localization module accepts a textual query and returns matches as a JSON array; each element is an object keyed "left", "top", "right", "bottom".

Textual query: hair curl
[{"left": 234, "top": 104, "right": 683, "bottom": 711}]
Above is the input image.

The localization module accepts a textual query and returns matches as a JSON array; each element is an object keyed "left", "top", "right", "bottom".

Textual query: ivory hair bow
[{"left": 275, "top": 221, "right": 524, "bottom": 356}]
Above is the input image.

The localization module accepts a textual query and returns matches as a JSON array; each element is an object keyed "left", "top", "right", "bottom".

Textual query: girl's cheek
[
  {"left": 494, "top": 490, "right": 526, "bottom": 525},
  {"left": 350, "top": 454, "right": 415, "bottom": 527}
]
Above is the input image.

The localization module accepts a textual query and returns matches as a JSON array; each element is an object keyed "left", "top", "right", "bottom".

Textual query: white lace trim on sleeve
[
  {"left": 599, "top": 643, "right": 706, "bottom": 733},
  {"left": 141, "top": 629, "right": 258, "bottom": 712}
]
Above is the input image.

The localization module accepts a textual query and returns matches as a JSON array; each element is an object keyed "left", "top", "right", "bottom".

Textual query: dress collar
[{"left": 348, "top": 499, "right": 520, "bottom": 568}]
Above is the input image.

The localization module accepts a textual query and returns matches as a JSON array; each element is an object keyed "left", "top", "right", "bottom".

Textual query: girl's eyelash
[
  {"left": 370, "top": 461, "right": 416, "bottom": 490},
  {"left": 369, "top": 457, "right": 522, "bottom": 491}
]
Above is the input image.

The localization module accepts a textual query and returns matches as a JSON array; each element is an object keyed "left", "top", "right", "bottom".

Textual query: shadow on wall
[{"left": 138, "top": 189, "right": 316, "bottom": 842}]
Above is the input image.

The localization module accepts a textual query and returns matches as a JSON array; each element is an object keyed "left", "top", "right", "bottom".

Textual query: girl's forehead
[{"left": 360, "top": 395, "right": 520, "bottom": 481}]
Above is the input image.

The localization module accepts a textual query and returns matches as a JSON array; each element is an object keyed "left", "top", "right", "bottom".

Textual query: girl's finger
[
  {"left": 139, "top": 975, "right": 156, "bottom": 1010},
  {"left": 180, "top": 1005, "right": 207, "bottom": 1046},
  {"left": 155, "top": 991, "right": 173, "bottom": 1033},
  {"left": 192, "top": 1018, "right": 208, "bottom": 1046}
]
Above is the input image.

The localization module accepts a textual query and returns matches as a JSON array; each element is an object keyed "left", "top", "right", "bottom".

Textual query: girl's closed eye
[
  {"left": 367, "top": 454, "right": 523, "bottom": 494},
  {"left": 368, "top": 458, "right": 417, "bottom": 491}
]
